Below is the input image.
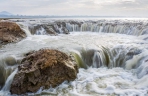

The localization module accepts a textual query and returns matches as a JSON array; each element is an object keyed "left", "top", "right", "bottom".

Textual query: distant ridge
[{"left": 0, "top": 11, "right": 13, "bottom": 16}]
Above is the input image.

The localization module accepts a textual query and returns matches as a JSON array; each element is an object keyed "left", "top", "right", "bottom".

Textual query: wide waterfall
[
  {"left": 0, "top": 18, "right": 148, "bottom": 96},
  {"left": 15, "top": 19, "right": 148, "bottom": 36}
]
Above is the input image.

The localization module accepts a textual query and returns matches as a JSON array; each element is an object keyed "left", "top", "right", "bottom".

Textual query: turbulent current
[{"left": 0, "top": 18, "right": 148, "bottom": 96}]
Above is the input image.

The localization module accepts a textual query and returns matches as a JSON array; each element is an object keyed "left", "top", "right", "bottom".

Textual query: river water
[{"left": 0, "top": 18, "right": 148, "bottom": 96}]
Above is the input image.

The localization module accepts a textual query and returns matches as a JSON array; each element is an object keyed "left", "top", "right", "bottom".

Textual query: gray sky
[{"left": 0, "top": 0, "right": 148, "bottom": 16}]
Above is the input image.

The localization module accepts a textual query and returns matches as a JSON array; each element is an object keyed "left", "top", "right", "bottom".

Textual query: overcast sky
[{"left": 0, "top": 0, "right": 148, "bottom": 16}]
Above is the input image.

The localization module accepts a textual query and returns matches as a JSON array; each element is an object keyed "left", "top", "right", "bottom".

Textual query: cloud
[{"left": 0, "top": 0, "right": 147, "bottom": 16}]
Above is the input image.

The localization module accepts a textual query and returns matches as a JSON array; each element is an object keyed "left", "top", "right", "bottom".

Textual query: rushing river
[{"left": 0, "top": 18, "right": 148, "bottom": 96}]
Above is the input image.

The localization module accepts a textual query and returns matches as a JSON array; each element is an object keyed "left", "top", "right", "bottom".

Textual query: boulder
[
  {"left": 10, "top": 49, "right": 78, "bottom": 95},
  {"left": 0, "top": 21, "right": 26, "bottom": 44},
  {"left": 29, "top": 24, "right": 57, "bottom": 35}
]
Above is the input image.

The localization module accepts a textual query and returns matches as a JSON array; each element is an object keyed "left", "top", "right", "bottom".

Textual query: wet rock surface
[
  {"left": 126, "top": 48, "right": 142, "bottom": 61},
  {"left": 28, "top": 23, "right": 70, "bottom": 35},
  {"left": 29, "top": 24, "right": 57, "bottom": 35},
  {"left": 10, "top": 49, "right": 78, "bottom": 95},
  {"left": 0, "top": 21, "right": 26, "bottom": 44}
]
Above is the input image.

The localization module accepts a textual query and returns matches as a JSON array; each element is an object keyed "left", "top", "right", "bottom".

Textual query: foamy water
[{"left": 35, "top": 68, "right": 147, "bottom": 96}]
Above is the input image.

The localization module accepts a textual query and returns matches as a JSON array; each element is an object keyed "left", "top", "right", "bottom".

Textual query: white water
[
  {"left": 34, "top": 68, "right": 147, "bottom": 96},
  {"left": 12, "top": 18, "right": 148, "bottom": 36},
  {"left": 0, "top": 19, "right": 148, "bottom": 96}
]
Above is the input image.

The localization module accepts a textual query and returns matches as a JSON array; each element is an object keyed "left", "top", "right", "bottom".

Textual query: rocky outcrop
[
  {"left": 10, "top": 49, "right": 78, "bottom": 95},
  {"left": 69, "top": 21, "right": 82, "bottom": 27},
  {"left": 29, "top": 24, "right": 57, "bottom": 35},
  {"left": 29, "top": 23, "right": 70, "bottom": 35},
  {"left": 0, "top": 21, "right": 26, "bottom": 44},
  {"left": 54, "top": 21, "right": 69, "bottom": 34}
]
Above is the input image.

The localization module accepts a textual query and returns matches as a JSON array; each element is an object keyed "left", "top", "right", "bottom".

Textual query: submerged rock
[
  {"left": 10, "top": 49, "right": 78, "bottom": 95},
  {"left": 0, "top": 21, "right": 26, "bottom": 44}
]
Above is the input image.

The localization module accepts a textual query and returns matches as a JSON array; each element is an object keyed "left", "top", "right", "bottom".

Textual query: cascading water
[
  {"left": 35, "top": 26, "right": 46, "bottom": 35},
  {"left": 17, "top": 23, "right": 32, "bottom": 36},
  {"left": 14, "top": 19, "right": 148, "bottom": 36},
  {"left": 66, "top": 22, "right": 148, "bottom": 36},
  {"left": 0, "top": 18, "right": 148, "bottom": 96}
]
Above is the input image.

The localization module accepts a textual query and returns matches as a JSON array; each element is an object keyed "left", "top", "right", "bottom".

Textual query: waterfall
[
  {"left": 21, "top": 26, "right": 32, "bottom": 36},
  {"left": 17, "top": 20, "right": 148, "bottom": 36},
  {"left": 65, "top": 22, "right": 148, "bottom": 36},
  {"left": 71, "top": 46, "right": 144, "bottom": 69},
  {"left": 36, "top": 26, "right": 47, "bottom": 35},
  {"left": 17, "top": 23, "right": 32, "bottom": 36},
  {"left": 1, "top": 18, "right": 148, "bottom": 95},
  {"left": 1, "top": 68, "right": 18, "bottom": 91},
  {"left": 92, "top": 51, "right": 103, "bottom": 68},
  {"left": 0, "top": 55, "right": 18, "bottom": 90}
]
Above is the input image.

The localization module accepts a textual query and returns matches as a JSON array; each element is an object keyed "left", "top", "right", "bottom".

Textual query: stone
[
  {"left": 0, "top": 21, "right": 26, "bottom": 44},
  {"left": 4, "top": 56, "right": 17, "bottom": 66},
  {"left": 29, "top": 24, "right": 57, "bottom": 35},
  {"left": 10, "top": 49, "right": 78, "bottom": 95}
]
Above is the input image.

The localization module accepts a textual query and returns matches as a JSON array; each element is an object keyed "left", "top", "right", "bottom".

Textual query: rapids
[{"left": 0, "top": 18, "right": 148, "bottom": 96}]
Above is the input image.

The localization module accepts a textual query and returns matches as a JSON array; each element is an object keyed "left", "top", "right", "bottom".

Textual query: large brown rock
[
  {"left": 0, "top": 21, "right": 26, "bottom": 43},
  {"left": 10, "top": 49, "right": 78, "bottom": 95}
]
